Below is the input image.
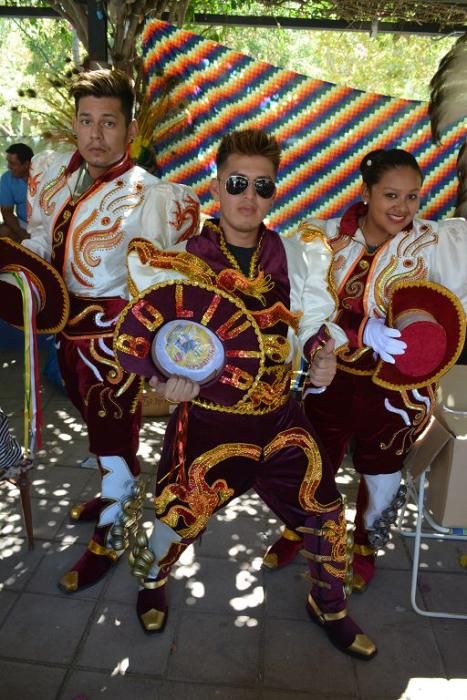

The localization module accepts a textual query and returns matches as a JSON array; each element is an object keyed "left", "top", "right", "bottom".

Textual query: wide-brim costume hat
[
  {"left": 373, "top": 280, "right": 466, "bottom": 391},
  {"left": 0, "top": 238, "right": 69, "bottom": 333},
  {"left": 114, "top": 279, "right": 265, "bottom": 409}
]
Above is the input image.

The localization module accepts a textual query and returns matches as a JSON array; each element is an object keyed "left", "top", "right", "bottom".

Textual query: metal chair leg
[{"left": 408, "top": 470, "right": 467, "bottom": 620}]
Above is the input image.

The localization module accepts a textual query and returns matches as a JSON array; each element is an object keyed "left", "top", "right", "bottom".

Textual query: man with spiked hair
[
  {"left": 0, "top": 69, "right": 200, "bottom": 592},
  {"left": 116, "top": 127, "right": 377, "bottom": 659}
]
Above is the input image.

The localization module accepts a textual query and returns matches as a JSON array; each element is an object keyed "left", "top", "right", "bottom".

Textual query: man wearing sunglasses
[{"left": 122, "top": 128, "right": 376, "bottom": 659}]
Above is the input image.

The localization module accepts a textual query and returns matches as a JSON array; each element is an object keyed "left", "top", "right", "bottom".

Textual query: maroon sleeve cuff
[
  {"left": 304, "top": 323, "right": 331, "bottom": 362},
  {"left": 336, "top": 309, "right": 368, "bottom": 349}
]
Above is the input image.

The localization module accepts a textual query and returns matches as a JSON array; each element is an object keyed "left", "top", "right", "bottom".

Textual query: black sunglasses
[{"left": 222, "top": 174, "right": 276, "bottom": 199}]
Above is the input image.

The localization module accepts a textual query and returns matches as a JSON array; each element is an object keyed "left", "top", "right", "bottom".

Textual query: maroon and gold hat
[
  {"left": 114, "top": 279, "right": 265, "bottom": 408},
  {"left": 0, "top": 238, "right": 69, "bottom": 333},
  {"left": 373, "top": 280, "right": 466, "bottom": 391}
]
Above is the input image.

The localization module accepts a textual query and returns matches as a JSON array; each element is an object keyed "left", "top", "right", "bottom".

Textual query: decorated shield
[{"left": 114, "top": 280, "right": 265, "bottom": 408}]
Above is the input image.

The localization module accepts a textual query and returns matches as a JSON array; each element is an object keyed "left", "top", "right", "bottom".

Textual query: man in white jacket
[{"left": 19, "top": 68, "right": 199, "bottom": 592}]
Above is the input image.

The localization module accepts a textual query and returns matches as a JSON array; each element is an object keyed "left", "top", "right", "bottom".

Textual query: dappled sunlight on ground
[{"left": 1, "top": 350, "right": 466, "bottom": 697}]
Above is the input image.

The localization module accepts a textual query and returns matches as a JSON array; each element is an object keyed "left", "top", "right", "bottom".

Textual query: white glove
[{"left": 363, "top": 318, "right": 407, "bottom": 365}]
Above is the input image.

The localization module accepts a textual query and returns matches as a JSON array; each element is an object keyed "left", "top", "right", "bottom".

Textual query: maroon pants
[
  {"left": 155, "top": 398, "right": 342, "bottom": 539},
  {"left": 58, "top": 334, "right": 142, "bottom": 476},
  {"left": 304, "top": 369, "right": 434, "bottom": 476}
]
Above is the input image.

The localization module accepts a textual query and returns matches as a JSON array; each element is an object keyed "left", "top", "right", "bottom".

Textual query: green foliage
[
  {"left": 0, "top": 15, "right": 78, "bottom": 170},
  {"left": 189, "top": 21, "right": 456, "bottom": 101},
  {"left": 0, "top": 1, "right": 459, "bottom": 172}
]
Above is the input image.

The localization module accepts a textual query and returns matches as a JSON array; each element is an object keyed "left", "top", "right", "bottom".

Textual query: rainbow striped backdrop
[{"left": 143, "top": 20, "right": 465, "bottom": 235}]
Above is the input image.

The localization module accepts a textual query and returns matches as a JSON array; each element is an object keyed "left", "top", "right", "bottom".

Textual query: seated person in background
[
  {"left": 0, "top": 408, "right": 26, "bottom": 479},
  {"left": 0, "top": 143, "right": 33, "bottom": 242}
]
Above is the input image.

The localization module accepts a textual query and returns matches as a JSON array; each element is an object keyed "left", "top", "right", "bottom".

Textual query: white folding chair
[{"left": 400, "top": 365, "right": 467, "bottom": 620}]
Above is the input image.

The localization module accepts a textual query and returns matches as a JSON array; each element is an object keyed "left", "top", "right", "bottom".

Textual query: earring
[{"left": 363, "top": 200, "right": 368, "bottom": 205}]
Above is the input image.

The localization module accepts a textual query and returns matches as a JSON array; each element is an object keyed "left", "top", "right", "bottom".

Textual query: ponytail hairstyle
[{"left": 360, "top": 149, "right": 424, "bottom": 188}]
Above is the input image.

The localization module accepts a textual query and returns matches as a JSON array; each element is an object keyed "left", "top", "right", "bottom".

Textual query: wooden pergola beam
[{"left": 0, "top": 6, "right": 466, "bottom": 37}]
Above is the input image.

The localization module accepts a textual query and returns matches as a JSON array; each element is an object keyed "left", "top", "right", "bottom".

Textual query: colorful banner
[{"left": 143, "top": 20, "right": 464, "bottom": 235}]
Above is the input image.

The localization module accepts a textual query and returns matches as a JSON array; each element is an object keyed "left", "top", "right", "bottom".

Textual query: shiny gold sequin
[
  {"left": 68, "top": 304, "right": 106, "bottom": 326},
  {"left": 129, "top": 240, "right": 215, "bottom": 286},
  {"left": 131, "top": 299, "right": 164, "bottom": 332},
  {"left": 219, "top": 365, "right": 255, "bottom": 390},
  {"left": 40, "top": 167, "right": 67, "bottom": 216},
  {"left": 262, "top": 334, "right": 290, "bottom": 363},
  {"left": 217, "top": 310, "right": 251, "bottom": 340},
  {"left": 217, "top": 268, "right": 274, "bottom": 305},
  {"left": 251, "top": 302, "right": 302, "bottom": 334},
  {"left": 200, "top": 295, "right": 221, "bottom": 325},
  {"left": 298, "top": 223, "right": 331, "bottom": 248},
  {"left": 374, "top": 256, "right": 427, "bottom": 316},
  {"left": 156, "top": 443, "right": 262, "bottom": 539},
  {"left": 248, "top": 365, "right": 292, "bottom": 409},
  {"left": 175, "top": 284, "right": 194, "bottom": 318},
  {"left": 321, "top": 507, "right": 347, "bottom": 580},
  {"left": 264, "top": 428, "right": 339, "bottom": 514},
  {"left": 89, "top": 338, "right": 123, "bottom": 385},
  {"left": 115, "top": 333, "right": 151, "bottom": 359}
]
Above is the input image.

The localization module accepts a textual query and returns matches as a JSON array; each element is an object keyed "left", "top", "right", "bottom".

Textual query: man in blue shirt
[{"left": 0, "top": 143, "right": 34, "bottom": 242}]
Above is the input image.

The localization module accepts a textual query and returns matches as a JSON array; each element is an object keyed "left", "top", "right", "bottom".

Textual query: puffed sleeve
[
  {"left": 140, "top": 181, "right": 200, "bottom": 249},
  {"left": 23, "top": 150, "right": 59, "bottom": 262},
  {"left": 284, "top": 226, "right": 348, "bottom": 358},
  {"left": 430, "top": 218, "right": 467, "bottom": 314}
]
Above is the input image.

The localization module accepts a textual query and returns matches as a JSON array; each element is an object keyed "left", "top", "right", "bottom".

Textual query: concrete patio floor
[{"left": 0, "top": 349, "right": 466, "bottom": 700}]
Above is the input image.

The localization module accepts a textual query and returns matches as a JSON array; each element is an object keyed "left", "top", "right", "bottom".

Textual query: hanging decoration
[{"left": 142, "top": 20, "right": 464, "bottom": 235}]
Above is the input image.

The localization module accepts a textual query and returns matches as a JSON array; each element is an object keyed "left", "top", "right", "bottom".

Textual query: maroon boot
[
  {"left": 135, "top": 541, "right": 189, "bottom": 633},
  {"left": 60, "top": 455, "right": 138, "bottom": 592},
  {"left": 263, "top": 527, "right": 303, "bottom": 569},
  {"left": 299, "top": 503, "right": 377, "bottom": 660},
  {"left": 70, "top": 496, "right": 104, "bottom": 523},
  {"left": 352, "top": 477, "right": 376, "bottom": 592},
  {"left": 58, "top": 524, "right": 119, "bottom": 592}
]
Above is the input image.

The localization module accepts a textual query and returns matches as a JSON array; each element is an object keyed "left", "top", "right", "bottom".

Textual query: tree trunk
[{"left": 48, "top": 1, "right": 192, "bottom": 76}]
